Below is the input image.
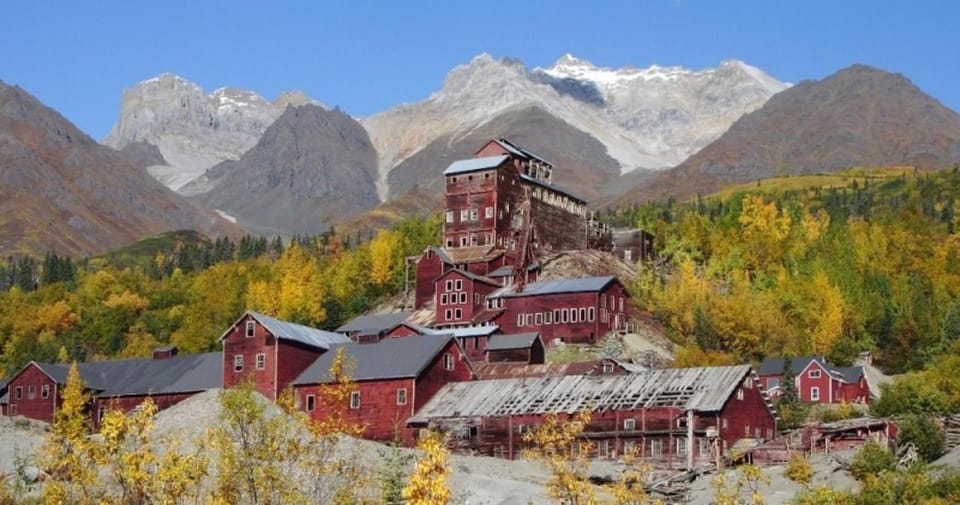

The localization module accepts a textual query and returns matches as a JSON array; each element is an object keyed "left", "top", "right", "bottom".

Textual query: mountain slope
[
  {"left": 365, "top": 54, "right": 787, "bottom": 200},
  {"left": 191, "top": 104, "right": 380, "bottom": 236},
  {"left": 103, "top": 74, "right": 317, "bottom": 193},
  {"left": 615, "top": 64, "right": 960, "bottom": 204},
  {"left": 0, "top": 81, "right": 239, "bottom": 257}
]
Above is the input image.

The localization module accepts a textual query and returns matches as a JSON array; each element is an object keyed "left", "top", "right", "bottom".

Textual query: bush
[
  {"left": 849, "top": 441, "right": 896, "bottom": 481},
  {"left": 784, "top": 453, "right": 813, "bottom": 484},
  {"left": 897, "top": 413, "right": 946, "bottom": 462}
]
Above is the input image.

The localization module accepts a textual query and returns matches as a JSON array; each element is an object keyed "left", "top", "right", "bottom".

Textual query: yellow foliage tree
[
  {"left": 810, "top": 270, "right": 844, "bottom": 355},
  {"left": 523, "top": 411, "right": 598, "bottom": 505},
  {"left": 369, "top": 228, "right": 403, "bottom": 288},
  {"left": 276, "top": 244, "right": 326, "bottom": 325},
  {"left": 402, "top": 430, "right": 452, "bottom": 505},
  {"left": 245, "top": 279, "right": 280, "bottom": 316},
  {"left": 738, "top": 195, "right": 792, "bottom": 270}
]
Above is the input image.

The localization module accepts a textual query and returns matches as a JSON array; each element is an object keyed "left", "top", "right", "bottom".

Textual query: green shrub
[
  {"left": 849, "top": 441, "right": 896, "bottom": 481},
  {"left": 784, "top": 453, "right": 813, "bottom": 484},
  {"left": 897, "top": 413, "right": 946, "bottom": 462}
]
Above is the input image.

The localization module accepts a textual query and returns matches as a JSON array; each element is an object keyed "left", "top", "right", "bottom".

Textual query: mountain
[
  {"left": 614, "top": 65, "right": 960, "bottom": 204},
  {"left": 188, "top": 104, "right": 380, "bottom": 236},
  {"left": 364, "top": 53, "right": 787, "bottom": 200},
  {"left": 103, "top": 74, "right": 317, "bottom": 193},
  {"left": 0, "top": 80, "right": 239, "bottom": 257}
]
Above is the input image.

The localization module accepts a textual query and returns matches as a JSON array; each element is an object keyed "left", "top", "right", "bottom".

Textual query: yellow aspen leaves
[{"left": 403, "top": 430, "right": 452, "bottom": 505}]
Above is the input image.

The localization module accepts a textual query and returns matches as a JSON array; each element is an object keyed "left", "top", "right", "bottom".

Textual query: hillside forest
[{"left": 2, "top": 167, "right": 960, "bottom": 415}]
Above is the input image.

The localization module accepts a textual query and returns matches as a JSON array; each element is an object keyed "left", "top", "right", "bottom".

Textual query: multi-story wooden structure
[
  {"left": 219, "top": 311, "right": 351, "bottom": 401},
  {"left": 0, "top": 350, "right": 221, "bottom": 428},
  {"left": 757, "top": 356, "right": 874, "bottom": 404},
  {"left": 409, "top": 365, "right": 777, "bottom": 466},
  {"left": 293, "top": 333, "right": 475, "bottom": 443}
]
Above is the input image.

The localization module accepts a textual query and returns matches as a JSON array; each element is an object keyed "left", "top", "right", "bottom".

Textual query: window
[
  {"left": 809, "top": 369, "right": 822, "bottom": 378},
  {"left": 767, "top": 378, "right": 779, "bottom": 389},
  {"left": 350, "top": 391, "right": 361, "bottom": 409},
  {"left": 545, "top": 311, "right": 553, "bottom": 324},
  {"left": 525, "top": 314, "right": 534, "bottom": 326},
  {"left": 619, "top": 297, "right": 624, "bottom": 312},
  {"left": 460, "top": 209, "right": 469, "bottom": 221},
  {"left": 455, "top": 279, "right": 463, "bottom": 291},
  {"left": 233, "top": 354, "right": 244, "bottom": 372},
  {"left": 445, "top": 210, "right": 454, "bottom": 223},
  {"left": 485, "top": 206, "right": 494, "bottom": 219},
  {"left": 440, "top": 293, "right": 448, "bottom": 305},
  {"left": 397, "top": 388, "right": 407, "bottom": 405},
  {"left": 676, "top": 438, "right": 687, "bottom": 457},
  {"left": 553, "top": 309, "right": 561, "bottom": 323},
  {"left": 601, "top": 295, "right": 606, "bottom": 308},
  {"left": 722, "top": 418, "right": 728, "bottom": 429},
  {"left": 535, "top": 313, "right": 544, "bottom": 326},
  {"left": 561, "top": 309, "right": 569, "bottom": 323},
  {"left": 517, "top": 314, "right": 524, "bottom": 327},
  {"left": 623, "top": 418, "right": 636, "bottom": 431},
  {"left": 454, "top": 308, "right": 462, "bottom": 319},
  {"left": 736, "top": 388, "right": 744, "bottom": 401},
  {"left": 445, "top": 309, "right": 452, "bottom": 320},
  {"left": 810, "top": 387, "right": 820, "bottom": 401},
  {"left": 27, "top": 385, "right": 35, "bottom": 400},
  {"left": 588, "top": 307, "right": 595, "bottom": 322},
  {"left": 600, "top": 308, "right": 607, "bottom": 323},
  {"left": 459, "top": 292, "right": 467, "bottom": 304},
  {"left": 305, "top": 394, "right": 316, "bottom": 412},
  {"left": 744, "top": 377, "right": 753, "bottom": 389},
  {"left": 744, "top": 424, "right": 751, "bottom": 436},
  {"left": 445, "top": 280, "right": 453, "bottom": 291},
  {"left": 41, "top": 384, "right": 49, "bottom": 399},
  {"left": 570, "top": 308, "right": 578, "bottom": 323},
  {"left": 602, "top": 362, "right": 614, "bottom": 374},
  {"left": 699, "top": 438, "right": 711, "bottom": 456},
  {"left": 446, "top": 238, "right": 453, "bottom": 248},
  {"left": 245, "top": 321, "right": 255, "bottom": 338},
  {"left": 256, "top": 353, "right": 266, "bottom": 370},
  {"left": 14, "top": 386, "right": 22, "bottom": 400},
  {"left": 470, "top": 208, "right": 479, "bottom": 221},
  {"left": 579, "top": 308, "right": 586, "bottom": 322},
  {"left": 460, "top": 236, "right": 468, "bottom": 247},
  {"left": 444, "top": 353, "right": 455, "bottom": 371},
  {"left": 649, "top": 439, "right": 663, "bottom": 457}
]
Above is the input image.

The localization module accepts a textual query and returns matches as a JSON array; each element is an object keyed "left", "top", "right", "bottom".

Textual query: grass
[{"left": 708, "top": 166, "right": 915, "bottom": 200}]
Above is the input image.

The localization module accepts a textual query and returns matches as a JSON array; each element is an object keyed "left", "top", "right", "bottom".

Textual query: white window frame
[
  {"left": 579, "top": 308, "right": 586, "bottom": 322},
  {"left": 517, "top": 314, "right": 524, "bottom": 327},
  {"left": 27, "top": 385, "right": 35, "bottom": 400},
  {"left": 41, "top": 384, "right": 49, "bottom": 399},
  {"left": 623, "top": 418, "right": 636, "bottom": 431},
  {"left": 561, "top": 309, "right": 569, "bottom": 323},
  {"left": 454, "top": 308, "right": 462, "bottom": 319},
  {"left": 397, "top": 388, "right": 407, "bottom": 405},
  {"left": 810, "top": 387, "right": 820, "bottom": 401},
  {"left": 445, "top": 309, "right": 452, "bottom": 320},
  {"left": 699, "top": 438, "right": 711, "bottom": 456},
  {"left": 445, "top": 280, "right": 453, "bottom": 291},
  {"left": 545, "top": 311, "right": 553, "bottom": 324},
  {"left": 350, "top": 391, "right": 361, "bottom": 409},
  {"left": 649, "top": 439, "right": 663, "bottom": 457},
  {"left": 809, "top": 369, "right": 822, "bottom": 378},
  {"left": 570, "top": 308, "right": 578, "bottom": 323},
  {"left": 744, "top": 377, "right": 753, "bottom": 389},
  {"left": 676, "top": 438, "right": 687, "bottom": 457},
  {"left": 445, "top": 210, "right": 454, "bottom": 223},
  {"left": 234, "top": 354, "right": 244, "bottom": 372},
  {"left": 444, "top": 353, "right": 455, "bottom": 371},
  {"left": 440, "top": 293, "right": 448, "bottom": 305},
  {"left": 459, "top": 292, "right": 467, "bottom": 304},
  {"left": 485, "top": 206, "right": 494, "bottom": 219},
  {"left": 460, "top": 209, "right": 470, "bottom": 221},
  {"left": 736, "top": 388, "right": 744, "bottom": 401},
  {"left": 256, "top": 353, "right": 266, "bottom": 370},
  {"left": 525, "top": 314, "right": 534, "bottom": 326},
  {"left": 455, "top": 279, "right": 463, "bottom": 291},
  {"left": 14, "top": 386, "right": 22, "bottom": 400},
  {"left": 470, "top": 208, "right": 479, "bottom": 221},
  {"left": 588, "top": 307, "right": 595, "bottom": 322},
  {"left": 306, "top": 394, "right": 316, "bottom": 412},
  {"left": 245, "top": 321, "right": 255, "bottom": 338},
  {"left": 535, "top": 313, "right": 544, "bottom": 325},
  {"left": 460, "top": 236, "right": 468, "bottom": 247}
]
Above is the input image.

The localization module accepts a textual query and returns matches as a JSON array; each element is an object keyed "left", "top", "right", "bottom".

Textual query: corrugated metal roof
[
  {"left": 0, "top": 379, "right": 8, "bottom": 404},
  {"left": 474, "top": 361, "right": 600, "bottom": 380},
  {"left": 294, "top": 333, "right": 456, "bottom": 384},
  {"left": 336, "top": 312, "right": 411, "bottom": 333},
  {"left": 489, "top": 275, "right": 617, "bottom": 299},
  {"left": 443, "top": 155, "right": 509, "bottom": 176},
  {"left": 486, "top": 332, "right": 541, "bottom": 351},
  {"left": 248, "top": 311, "right": 351, "bottom": 350},
  {"left": 404, "top": 323, "right": 499, "bottom": 338},
  {"left": 33, "top": 352, "right": 222, "bottom": 397},
  {"left": 413, "top": 365, "right": 753, "bottom": 421},
  {"left": 757, "top": 356, "right": 823, "bottom": 376}
]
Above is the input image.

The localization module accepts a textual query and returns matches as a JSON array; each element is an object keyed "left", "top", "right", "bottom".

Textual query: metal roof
[
  {"left": 443, "top": 155, "right": 509, "bottom": 176},
  {"left": 474, "top": 361, "right": 599, "bottom": 380},
  {"left": 757, "top": 356, "right": 823, "bottom": 376},
  {"left": 411, "top": 365, "right": 754, "bottom": 422},
  {"left": 0, "top": 379, "right": 8, "bottom": 404},
  {"left": 438, "top": 268, "right": 501, "bottom": 287},
  {"left": 518, "top": 173, "right": 586, "bottom": 204},
  {"left": 336, "top": 312, "right": 411, "bottom": 334},
  {"left": 32, "top": 352, "right": 222, "bottom": 398},
  {"left": 485, "top": 332, "right": 541, "bottom": 351},
  {"left": 240, "top": 311, "right": 350, "bottom": 350},
  {"left": 294, "top": 333, "right": 457, "bottom": 384},
  {"left": 489, "top": 275, "right": 617, "bottom": 299}
]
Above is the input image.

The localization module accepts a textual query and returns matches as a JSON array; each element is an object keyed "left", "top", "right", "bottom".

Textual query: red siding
[
  {"left": 415, "top": 250, "right": 445, "bottom": 309},
  {"left": 414, "top": 340, "right": 475, "bottom": 412},
  {"left": 276, "top": 340, "right": 323, "bottom": 394},
  {"left": 93, "top": 393, "right": 196, "bottom": 429},
  {"left": 297, "top": 378, "right": 417, "bottom": 443},
  {"left": 443, "top": 168, "right": 499, "bottom": 249},
  {"left": 716, "top": 376, "right": 778, "bottom": 449},
  {"left": 385, "top": 324, "right": 421, "bottom": 338},
  {"left": 5, "top": 364, "right": 58, "bottom": 423},
  {"left": 461, "top": 335, "right": 491, "bottom": 363},
  {"left": 222, "top": 315, "right": 281, "bottom": 400}
]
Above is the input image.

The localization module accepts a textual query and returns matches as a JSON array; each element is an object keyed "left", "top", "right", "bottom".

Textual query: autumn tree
[
  {"left": 523, "top": 411, "right": 599, "bottom": 505},
  {"left": 403, "top": 430, "right": 452, "bottom": 505}
]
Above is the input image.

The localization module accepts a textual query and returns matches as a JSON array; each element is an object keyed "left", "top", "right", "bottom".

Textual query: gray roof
[
  {"left": 231, "top": 311, "right": 351, "bottom": 350},
  {"left": 493, "top": 138, "right": 551, "bottom": 166},
  {"left": 336, "top": 312, "right": 411, "bottom": 334},
  {"left": 411, "top": 365, "right": 761, "bottom": 423},
  {"left": 518, "top": 173, "right": 585, "bottom": 204},
  {"left": 33, "top": 352, "right": 222, "bottom": 398},
  {"left": 294, "top": 333, "right": 456, "bottom": 384},
  {"left": 831, "top": 366, "right": 865, "bottom": 384},
  {"left": 440, "top": 268, "right": 501, "bottom": 286},
  {"left": 443, "top": 155, "right": 509, "bottom": 176},
  {"left": 489, "top": 276, "right": 617, "bottom": 299},
  {"left": 756, "top": 356, "right": 823, "bottom": 376},
  {"left": 486, "top": 332, "right": 541, "bottom": 351}
]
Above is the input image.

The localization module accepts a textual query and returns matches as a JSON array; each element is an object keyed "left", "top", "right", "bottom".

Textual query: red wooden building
[
  {"left": 219, "top": 311, "right": 351, "bottom": 401},
  {"left": 433, "top": 269, "right": 501, "bottom": 327},
  {"left": 335, "top": 312, "right": 411, "bottom": 344},
  {"left": 410, "top": 365, "right": 777, "bottom": 467},
  {"left": 483, "top": 332, "right": 545, "bottom": 364},
  {"left": 487, "top": 275, "right": 630, "bottom": 345},
  {"left": 757, "top": 356, "right": 874, "bottom": 404},
  {"left": 1, "top": 350, "right": 220, "bottom": 428},
  {"left": 293, "top": 333, "right": 475, "bottom": 443}
]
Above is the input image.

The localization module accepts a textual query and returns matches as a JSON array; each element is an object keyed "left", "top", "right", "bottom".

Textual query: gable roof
[
  {"left": 487, "top": 262, "right": 539, "bottom": 278},
  {"left": 486, "top": 332, "right": 541, "bottom": 351},
  {"left": 443, "top": 155, "right": 509, "bottom": 176},
  {"left": 756, "top": 356, "right": 824, "bottom": 376},
  {"left": 411, "top": 365, "right": 759, "bottom": 423},
  {"left": 220, "top": 311, "right": 350, "bottom": 350},
  {"left": 294, "top": 333, "right": 459, "bottom": 384},
  {"left": 437, "top": 268, "right": 501, "bottom": 287},
  {"left": 336, "top": 312, "right": 411, "bottom": 334},
  {"left": 484, "top": 138, "right": 552, "bottom": 166},
  {"left": 28, "top": 352, "right": 222, "bottom": 398},
  {"left": 489, "top": 276, "right": 618, "bottom": 299}
]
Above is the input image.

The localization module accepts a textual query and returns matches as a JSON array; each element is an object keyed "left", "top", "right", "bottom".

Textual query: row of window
[
  {"left": 440, "top": 291, "right": 468, "bottom": 305},
  {"left": 445, "top": 206, "right": 496, "bottom": 224},
  {"left": 516, "top": 307, "right": 596, "bottom": 327},
  {"left": 302, "top": 388, "right": 407, "bottom": 412},
  {"left": 12, "top": 384, "right": 49, "bottom": 401},
  {"left": 233, "top": 353, "right": 266, "bottom": 372},
  {"left": 446, "top": 171, "right": 494, "bottom": 185},
  {"left": 445, "top": 232, "right": 495, "bottom": 248},
  {"left": 600, "top": 294, "right": 626, "bottom": 313},
  {"left": 443, "top": 308, "right": 463, "bottom": 321}
]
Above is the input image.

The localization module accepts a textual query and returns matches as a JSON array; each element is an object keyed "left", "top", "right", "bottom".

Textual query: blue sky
[{"left": 3, "top": 1, "right": 957, "bottom": 139}]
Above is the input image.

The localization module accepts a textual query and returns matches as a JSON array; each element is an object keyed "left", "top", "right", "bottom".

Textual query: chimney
[{"left": 152, "top": 345, "right": 178, "bottom": 360}]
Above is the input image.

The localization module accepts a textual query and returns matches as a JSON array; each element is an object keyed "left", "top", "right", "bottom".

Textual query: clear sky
[{"left": 3, "top": 1, "right": 957, "bottom": 140}]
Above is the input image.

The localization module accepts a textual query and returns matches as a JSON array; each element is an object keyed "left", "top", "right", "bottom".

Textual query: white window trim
[
  {"left": 623, "top": 418, "right": 636, "bottom": 431},
  {"left": 454, "top": 308, "right": 462, "bottom": 319},
  {"left": 233, "top": 354, "right": 244, "bottom": 372},
  {"left": 445, "top": 211, "right": 454, "bottom": 223},
  {"left": 485, "top": 206, "right": 494, "bottom": 218},
  {"left": 256, "top": 353, "right": 266, "bottom": 370},
  {"left": 444, "top": 353, "right": 455, "bottom": 371},
  {"left": 306, "top": 394, "right": 316, "bottom": 412},
  {"left": 397, "top": 388, "right": 407, "bottom": 406},
  {"left": 245, "top": 321, "right": 255, "bottom": 338},
  {"left": 350, "top": 391, "right": 361, "bottom": 409},
  {"left": 810, "top": 386, "right": 820, "bottom": 401},
  {"left": 41, "top": 384, "right": 49, "bottom": 399},
  {"left": 809, "top": 369, "right": 822, "bottom": 378}
]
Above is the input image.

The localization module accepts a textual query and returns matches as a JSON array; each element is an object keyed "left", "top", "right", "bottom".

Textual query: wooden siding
[
  {"left": 93, "top": 393, "right": 196, "bottom": 429},
  {"left": 276, "top": 340, "right": 324, "bottom": 394},
  {"left": 297, "top": 378, "right": 417, "bottom": 443},
  {"left": 494, "top": 282, "right": 628, "bottom": 345},
  {"left": 222, "top": 314, "right": 280, "bottom": 400},
  {"left": 414, "top": 250, "right": 445, "bottom": 309},
  {"left": 414, "top": 340, "right": 475, "bottom": 412},
  {"left": 5, "top": 363, "right": 58, "bottom": 423}
]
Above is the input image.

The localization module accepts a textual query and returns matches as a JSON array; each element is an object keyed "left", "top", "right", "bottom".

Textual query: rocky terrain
[
  {"left": 103, "top": 73, "right": 317, "bottom": 193},
  {"left": 614, "top": 64, "right": 960, "bottom": 204},
  {"left": 0, "top": 81, "right": 240, "bottom": 257},
  {"left": 187, "top": 104, "right": 380, "bottom": 236}
]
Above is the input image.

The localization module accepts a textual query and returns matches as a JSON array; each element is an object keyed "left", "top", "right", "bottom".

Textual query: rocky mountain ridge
[{"left": 103, "top": 73, "right": 318, "bottom": 193}]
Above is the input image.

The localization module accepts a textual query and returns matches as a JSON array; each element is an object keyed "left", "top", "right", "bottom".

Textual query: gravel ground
[{"left": 0, "top": 416, "right": 45, "bottom": 475}]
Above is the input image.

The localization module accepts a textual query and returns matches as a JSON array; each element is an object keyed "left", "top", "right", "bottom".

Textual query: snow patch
[{"left": 215, "top": 209, "right": 238, "bottom": 223}]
